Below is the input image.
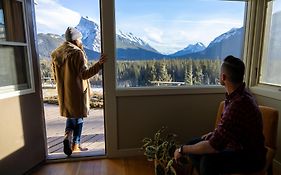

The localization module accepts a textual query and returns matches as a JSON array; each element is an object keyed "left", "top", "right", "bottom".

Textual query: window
[
  {"left": 0, "top": 0, "right": 33, "bottom": 96},
  {"left": 260, "top": 0, "right": 281, "bottom": 86},
  {"left": 115, "top": 0, "right": 246, "bottom": 88}
]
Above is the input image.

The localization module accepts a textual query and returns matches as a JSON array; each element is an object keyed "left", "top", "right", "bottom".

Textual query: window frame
[
  {"left": 102, "top": 0, "right": 250, "bottom": 157},
  {"left": 248, "top": 0, "right": 281, "bottom": 100},
  {"left": 114, "top": 0, "right": 248, "bottom": 96},
  {"left": 0, "top": 0, "right": 35, "bottom": 99}
]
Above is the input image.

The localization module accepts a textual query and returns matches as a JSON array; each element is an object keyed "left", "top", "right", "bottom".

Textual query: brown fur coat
[{"left": 51, "top": 42, "right": 102, "bottom": 118}]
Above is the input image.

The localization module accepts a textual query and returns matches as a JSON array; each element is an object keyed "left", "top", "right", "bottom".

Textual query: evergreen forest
[{"left": 40, "top": 59, "right": 222, "bottom": 87}]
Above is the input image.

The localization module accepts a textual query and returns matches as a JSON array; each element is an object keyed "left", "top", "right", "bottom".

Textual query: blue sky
[
  {"left": 0, "top": 10, "right": 4, "bottom": 24},
  {"left": 35, "top": 0, "right": 246, "bottom": 54},
  {"left": 58, "top": 0, "right": 100, "bottom": 22}
]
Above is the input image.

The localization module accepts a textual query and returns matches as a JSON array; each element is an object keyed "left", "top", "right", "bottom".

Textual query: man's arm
[
  {"left": 174, "top": 140, "right": 217, "bottom": 162},
  {"left": 182, "top": 140, "right": 217, "bottom": 154}
]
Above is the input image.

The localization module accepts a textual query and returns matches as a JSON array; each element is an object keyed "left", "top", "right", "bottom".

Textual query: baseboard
[
  {"left": 23, "top": 160, "right": 45, "bottom": 175},
  {"left": 108, "top": 148, "right": 144, "bottom": 158},
  {"left": 273, "top": 159, "right": 281, "bottom": 175}
]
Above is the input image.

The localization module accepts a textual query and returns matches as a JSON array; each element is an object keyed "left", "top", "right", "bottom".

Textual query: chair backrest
[
  {"left": 214, "top": 101, "right": 279, "bottom": 149},
  {"left": 215, "top": 101, "right": 225, "bottom": 128},
  {"left": 259, "top": 106, "right": 279, "bottom": 149}
]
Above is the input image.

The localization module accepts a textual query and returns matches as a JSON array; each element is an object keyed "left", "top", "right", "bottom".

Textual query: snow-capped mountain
[
  {"left": 171, "top": 42, "right": 206, "bottom": 57},
  {"left": 116, "top": 30, "right": 158, "bottom": 53},
  {"left": 37, "top": 32, "right": 100, "bottom": 60},
  {"left": 116, "top": 30, "right": 165, "bottom": 60},
  {"left": 77, "top": 16, "right": 159, "bottom": 54},
  {"left": 37, "top": 16, "right": 244, "bottom": 61},
  {"left": 176, "top": 27, "right": 244, "bottom": 60},
  {"left": 208, "top": 27, "right": 243, "bottom": 48},
  {"left": 36, "top": 16, "right": 163, "bottom": 60},
  {"left": 37, "top": 33, "right": 65, "bottom": 59},
  {"left": 76, "top": 16, "right": 101, "bottom": 53},
  {"left": 203, "top": 27, "right": 244, "bottom": 59}
]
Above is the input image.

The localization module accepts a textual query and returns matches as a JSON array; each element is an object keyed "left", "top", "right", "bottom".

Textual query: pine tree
[
  {"left": 193, "top": 62, "right": 203, "bottom": 85},
  {"left": 148, "top": 61, "right": 157, "bottom": 85},
  {"left": 158, "top": 61, "right": 171, "bottom": 82},
  {"left": 184, "top": 60, "right": 193, "bottom": 85}
]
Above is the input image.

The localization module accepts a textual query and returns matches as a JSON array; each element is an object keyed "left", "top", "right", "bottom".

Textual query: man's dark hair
[{"left": 222, "top": 55, "right": 245, "bottom": 84}]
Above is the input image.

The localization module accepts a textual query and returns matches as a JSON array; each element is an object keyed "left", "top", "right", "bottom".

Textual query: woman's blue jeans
[{"left": 65, "top": 118, "right": 84, "bottom": 144}]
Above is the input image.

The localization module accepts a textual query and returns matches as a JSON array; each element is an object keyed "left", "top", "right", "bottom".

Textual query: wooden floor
[
  {"left": 29, "top": 155, "right": 281, "bottom": 175},
  {"left": 44, "top": 104, "right": 105, "bottom": 156},
  {"left": 30, "top": 156, "right": 155, "bottom": 175}
]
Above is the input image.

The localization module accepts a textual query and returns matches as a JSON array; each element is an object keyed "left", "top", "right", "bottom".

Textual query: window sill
[
  {"left": 116, "top": 85, "right": 225, "bottom": 97},
  {"left": 0, "top": 88, "right": 35, "bottom": 100},
  {"left": 250, "top": 86, "right": 281, "bottom": 101}
]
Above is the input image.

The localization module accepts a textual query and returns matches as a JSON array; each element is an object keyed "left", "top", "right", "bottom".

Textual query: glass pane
[
  {"left": 115, "top": 0, "right": 246, "bottom": 88},
  {"left": 0, "top": 0, "right": 26, "bottom": 42},
  {"left": 260, "top": 0, "right": 281, "bottom": 86},
  {"left": 0, "top": 45, "right": 30, "bottom": 90},
  {"left": 0, "top": 0, "right": 5, "bottom": 40}
]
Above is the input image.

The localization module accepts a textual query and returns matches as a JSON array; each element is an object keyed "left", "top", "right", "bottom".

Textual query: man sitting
[{"left": 174, "top": 55, "right": 266, "bottom": 175}]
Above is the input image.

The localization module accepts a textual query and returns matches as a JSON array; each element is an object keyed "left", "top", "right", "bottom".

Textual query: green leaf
[
  {"left": 141, "top": 127, "right": 181, "bottom": 175},
  {"left": 142, "top": 138, "right": 152, "bottom": 143},
  {"left": 166, "top": 159, "right": 174, "bottom": 168}
]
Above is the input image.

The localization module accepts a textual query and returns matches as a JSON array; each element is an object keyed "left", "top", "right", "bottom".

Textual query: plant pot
[
  {"left": 154, "top": 159, "right": 180, "bottom": 175},
  {"left": 172, "top": 162, "right": 192, "bottom": 175},
  {"left": 154, "top": 160, "right": 166, "bottom": 175}
]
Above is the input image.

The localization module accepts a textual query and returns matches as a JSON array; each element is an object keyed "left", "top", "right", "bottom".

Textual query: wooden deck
[{"left": 44, "top": 103, "right": 105, "bottom": 157}]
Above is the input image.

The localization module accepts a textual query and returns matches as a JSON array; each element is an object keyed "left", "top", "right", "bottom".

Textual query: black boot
[{"left": 63, "top": 130, "right": 73, "bottom": 156}]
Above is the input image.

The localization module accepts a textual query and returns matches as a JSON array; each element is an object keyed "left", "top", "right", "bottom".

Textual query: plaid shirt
[{"left": 208, "top": 83, "right": 265, "bottom": 153}]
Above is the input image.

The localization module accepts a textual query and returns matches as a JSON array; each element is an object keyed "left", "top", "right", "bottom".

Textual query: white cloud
[
  {"left": 273, "top": 0, "right": 281, "bottom": 13},
  {"left": 35, "top": 0, "right": 81, "bottom": 35},
  {"left": 143, "top": 27, "right": 164, "bottom": 43},
  {"left": 175, "top": 19, "right": 241, "bottom": 44}
]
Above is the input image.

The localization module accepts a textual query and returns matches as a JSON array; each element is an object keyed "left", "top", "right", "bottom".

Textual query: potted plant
[{"left": 142, "top": 127, "right": 189, "bottom": 175}]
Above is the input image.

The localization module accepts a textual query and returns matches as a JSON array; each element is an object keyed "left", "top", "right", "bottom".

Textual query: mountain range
[
  {"left": 170, "top": 42, "right": 206, "bottom": 57},
  {"left": 37, "top": 16, "right": 244, "bottom": 61}
]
